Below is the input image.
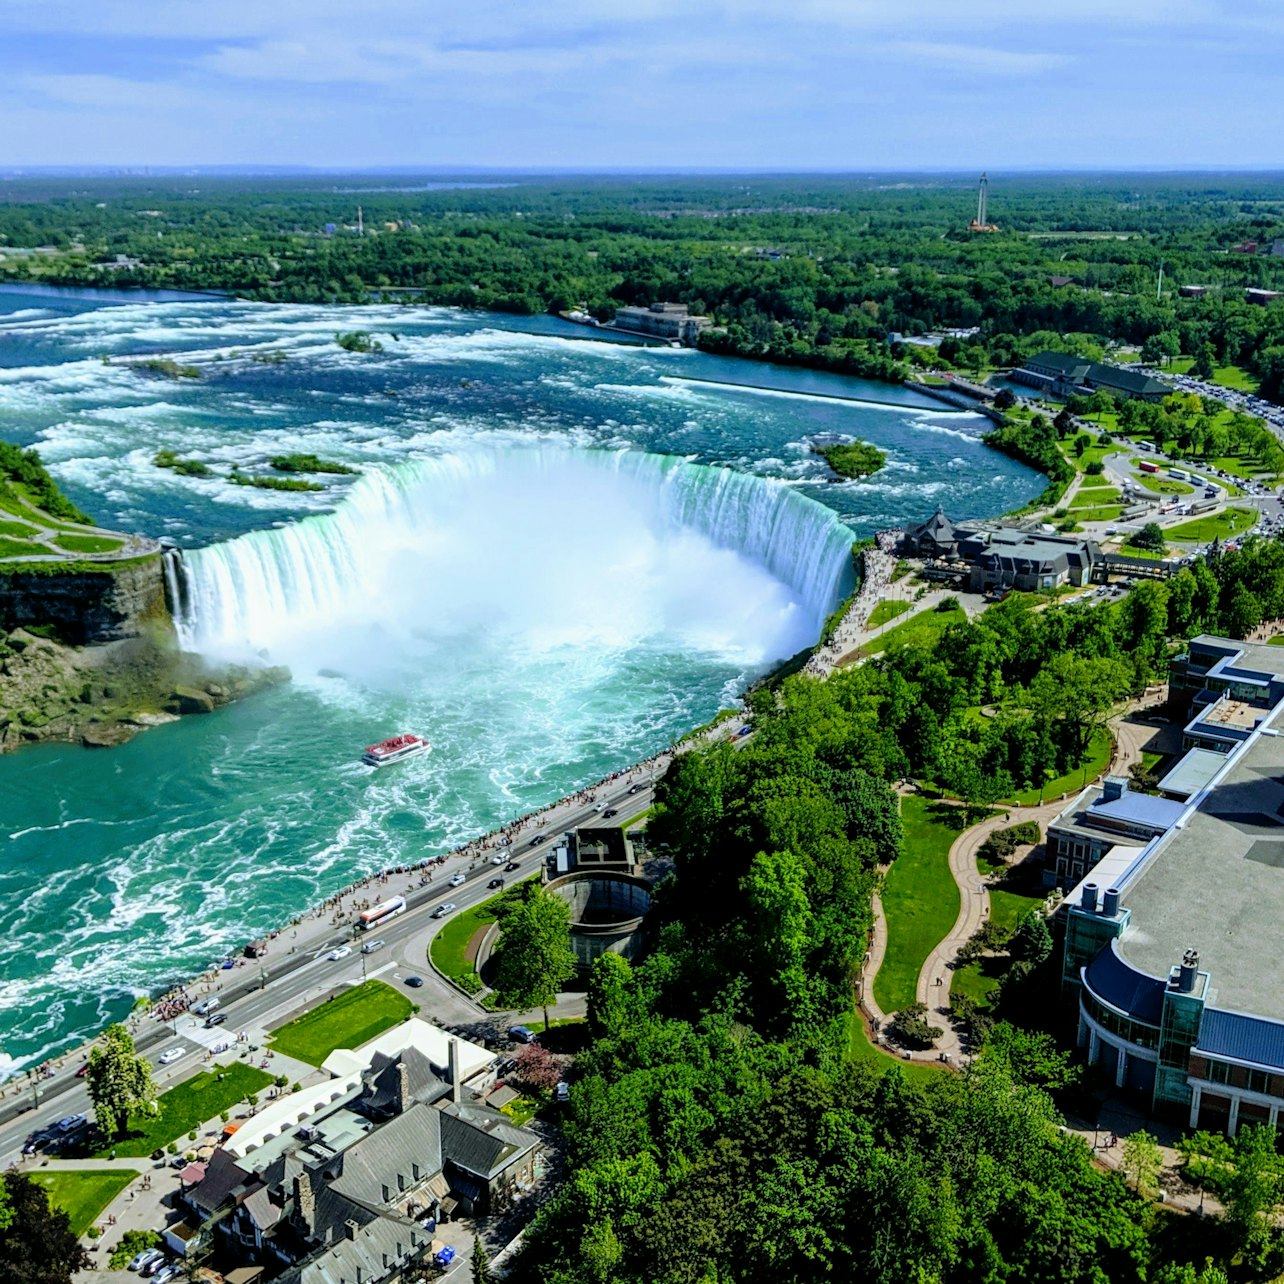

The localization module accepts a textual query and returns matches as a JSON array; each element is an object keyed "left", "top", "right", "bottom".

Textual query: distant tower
[
  {"left": 976, "top": 173, "right": 988, "bottom": 228},
  {"left": 357, "top": 205, "right": 364, "bottom": 237}
]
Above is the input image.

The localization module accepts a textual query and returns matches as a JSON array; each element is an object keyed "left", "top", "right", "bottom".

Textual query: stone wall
[{"left": 0, "top": 556, "right": 172, "bottom": 646}]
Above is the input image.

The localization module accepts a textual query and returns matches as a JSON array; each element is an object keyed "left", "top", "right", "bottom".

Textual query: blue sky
[{"left": 1, "top": 0, "right": 1280, "bottom": 170}]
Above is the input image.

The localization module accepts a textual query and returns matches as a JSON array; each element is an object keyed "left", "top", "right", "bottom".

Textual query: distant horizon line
[{"left": 4, "top": 164, "right": 1284, "bottom": 179}]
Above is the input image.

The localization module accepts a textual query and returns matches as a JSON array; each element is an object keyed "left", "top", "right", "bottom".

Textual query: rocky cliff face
[
  {"left": 0, "top": 556, "right": 171, "bottom": 645},
  {"left": 0, "top": 555, "right": 288, "bottom": 752}
]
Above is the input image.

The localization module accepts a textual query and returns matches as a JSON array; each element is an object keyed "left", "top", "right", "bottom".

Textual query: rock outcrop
[{"left": 0, "top": 556, "right": 170, "bottom": 645}]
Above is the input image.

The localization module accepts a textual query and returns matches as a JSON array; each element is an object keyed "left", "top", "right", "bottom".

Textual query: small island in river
[{"left": 814, "top": 438, "right": 886, "bottom": 480}]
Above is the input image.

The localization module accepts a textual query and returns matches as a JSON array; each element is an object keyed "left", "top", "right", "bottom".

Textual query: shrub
[
  {"left": 109, "top": 1230, "right": 161, "bottom": 1268},
  {"left": 937, "top": 596, "right": 960, "bottom": 613},
  {"left": 888, "top": 1003, "right": 943, "bottom": 1049}
]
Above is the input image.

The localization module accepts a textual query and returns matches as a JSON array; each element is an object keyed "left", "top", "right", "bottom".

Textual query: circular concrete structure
[{"left": 545, "top": 871, "right": 652, "bottom": 969}]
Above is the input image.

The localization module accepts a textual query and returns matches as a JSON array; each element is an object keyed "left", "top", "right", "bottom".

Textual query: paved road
[{"left": 0, "top": 778, "right": 657, "bottom": 1165}]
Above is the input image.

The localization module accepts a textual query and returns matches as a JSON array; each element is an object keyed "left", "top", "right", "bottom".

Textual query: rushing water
[{"left": 0, "top": 288, "right": 1041, "bottom": 1072}]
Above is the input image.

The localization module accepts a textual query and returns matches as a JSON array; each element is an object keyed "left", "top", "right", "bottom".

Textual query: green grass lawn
[
  {"left": 430, "top": 887, "right": 521, "bottom": 991},
  {"left": 1069, "top": 487, "right": 1120, "bottom": 509},
  {"left": 32, "top": 1169, "right": 136, "bottom": 1237},
  {"left": 269, "top": 980, "right": 412, "bottom": 1066},
  {"left": 93, "top": 1062, "right": 275, "bottom": 1158},
  {"left": 951, "top": 955, "right": 1008, "bottom": 1008},
  {"left": 845, "top": 1009, "right": 945, "bottom": 1084},
  {"left": 1205, "top": 454, "right": 1275, "bottom": 482},
  {"left": 990, "top": 886, "right": 1045, "bottom": 933},
  {"left": 1003, "top": 727, "right": 1114, "bottom": 805},
  {"left": 867, "top": 598, "right": 912, "bottom": 628},
  {"left": 1064, "top": 505, "right": 1123, "bottom": 524},
  {"left": 1133, "top": 471, "right": 1193, "bottom": 495},
  {"left": 1120, "top": 541, "right": 1170, "bottom": 559},
  {"left": 1168, "top": 358, "right": 1258, "bottom": 392},
  {"left": 622, "top": 805, "right": 653, "bottom": 833},
  {"left": 1164, "top": 506, "right": 1256, "bottom": 542},
  {"left": 873, "top": 795, "right": 961, "bottom": 1015},
  {"left": 53, "top": 533, "right": 123, "bottom": 554},
  {"left": 0, "top": 518, "right": 37, "bottom": 537},
  {"left": 1269, "top": 635, "right": 1284, "bottom": 648},
  {"left": 858, "top": 605, "right": 966, "bottom": 658},
  {"left": 1075, "top": 473, "right": 1117, "bottom": 490}
]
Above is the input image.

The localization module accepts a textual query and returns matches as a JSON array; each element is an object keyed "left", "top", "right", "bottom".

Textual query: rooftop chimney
[
  {"left": 1102, "top": 887, "right": 1120, "bottom": 917},
  {"left": 449, "top": 1037, "right": 462, "bottom": 1104},
  {"left": 1178, "top": 948, "right": 1200, "bottom": 993},
  {"left": 344, "top": 1218, "right": 359, "bottom": 1241},
  {"left": 1081, "top": 882, "right": 1099, "bottom": 913},
  {"left": 1101, "top": 776, "right": 1127, "bottom": 802}
]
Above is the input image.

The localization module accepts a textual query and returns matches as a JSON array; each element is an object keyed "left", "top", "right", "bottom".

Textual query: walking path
[{"left": 804, "top": 531, "right": 900, "bottom": 677}]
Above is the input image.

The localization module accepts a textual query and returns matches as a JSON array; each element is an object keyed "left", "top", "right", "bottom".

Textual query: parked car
[
  {"left": 153, "top": 1264, "right": 182, "bottom": 1284},
  {"left": 57, "top": 1114, "right": 86, "bottom": 1132},
  {"left": 432, "top": 902, "right": 457, "bottom": 919},
  {"left": 404, "top": 975, "right": 424, "bottom": 988},
  {"left": 434, "top": 1247, "right": 456, "bottom": 1269},
  {"left": 158, "top": 1047, "right": 186, "bottom": 1065},
  {"left": 556, "top": 1081, "right": 570, "bottom": 1103},
  {"left": 360, "top": 939, "right": 386, "bottom": 955},
  {"left": 449, "top": 872, "right": 466, "bottom": 887},
  {"left": 129, "top": 1248, "right": 165, "bottom": 1272},
  {"left": 507, "top": 1025, "right": 536, "bottom": 1044},
  {"left": 141, "top": 1255, "right": 171, "bottom": 1277},
  {"left": 326, "top": 945, "right": 352, "bottom": 961}
]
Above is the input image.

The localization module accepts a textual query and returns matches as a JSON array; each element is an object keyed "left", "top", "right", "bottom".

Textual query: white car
[
  {"left": 158, "top": 1047, "right": 186, "bottom": 1065},
  {"left": 491, "top": 853, "right": 506, "bottom": 865},
  {"left": 360, "top": 939, "right": 385, "bottom": 955},
  {"left": 449, "top": 872, "right": 466, "bottom": 887},
  {"left": 432, "top": 902, "right": 457, "bottom": 919},
  {"left": 57, "top": 1113, "right": 86, "bottom": 1132},
  {"left": 130, "top": 1249, "right": 166, "bottom": 1272},
  {"left": 326, "top": 945, "right": 352, "bottom": 962}
]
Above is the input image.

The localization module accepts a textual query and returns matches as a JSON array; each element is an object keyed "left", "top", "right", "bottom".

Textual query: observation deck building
[{"left": 1059, "top": 635, "right": 1284, "bottom": 1134}]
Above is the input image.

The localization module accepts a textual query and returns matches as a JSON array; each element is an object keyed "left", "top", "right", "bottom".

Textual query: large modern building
[
  {"left": 1010, "top": 351, "right": 1172, "bottom": 403},
  {"left": 612, "top": 302, "right": 711, "bottom": 345},
  {"left": 902, "top": 508, "right": 1101, "bottom": 593},
  {"left": 1059, "top": 636, "right": 1284, "bottom": 1134}
]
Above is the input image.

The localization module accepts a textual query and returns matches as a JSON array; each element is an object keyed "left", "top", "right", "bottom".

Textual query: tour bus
[
  {"left": 360, "top": 896, "right": 407, "bottom": 931},
  {"left": 1138, "top": 460, "right": 1160, "bottom": 474},
  {"left": 1168, "top": 467, "right": 1189, "bottom": 481}
]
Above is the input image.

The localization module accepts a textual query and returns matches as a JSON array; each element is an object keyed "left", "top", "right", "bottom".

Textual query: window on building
[
  {"left": 1247, "top": 1069, "right": 1272, "bottom": 1095},
  {"left": 1205, "top": 1060, "right": 1233, "bottom": 1086}
]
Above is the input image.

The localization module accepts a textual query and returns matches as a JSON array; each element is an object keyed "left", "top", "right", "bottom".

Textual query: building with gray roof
[
  {"left": 1059, "top": 635, "right": 1284, "bottom": 1133},
  {"left": 1011, "top": 350, "right": 1172, "bottom": 402}
]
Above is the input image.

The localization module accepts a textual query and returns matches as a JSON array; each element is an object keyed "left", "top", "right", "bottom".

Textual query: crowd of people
[{"left": 804, "top": 529, "right": 904, "bottom": 677}]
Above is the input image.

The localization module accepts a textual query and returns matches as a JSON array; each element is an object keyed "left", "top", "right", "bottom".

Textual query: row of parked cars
[{"left": 127, "top": 1247, "right": 181, "bottom": 1281}]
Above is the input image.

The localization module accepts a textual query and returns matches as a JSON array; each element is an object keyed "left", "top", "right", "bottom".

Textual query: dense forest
[
  {"left": 507, "top": 538, "right": 1284, "bottom": 1284},
  {"left": 6, "top": 172, "right": 1284, "bottom": 392}
]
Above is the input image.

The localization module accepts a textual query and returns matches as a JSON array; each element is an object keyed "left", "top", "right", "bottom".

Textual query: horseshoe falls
[{"left": 0, "top": 290, "right": 1042, "bottom": 1071}]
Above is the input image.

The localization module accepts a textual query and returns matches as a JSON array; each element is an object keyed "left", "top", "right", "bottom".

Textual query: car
[
  {"left": 169, "top": 1153, "right": 190, "bottom": 1168},
  {"left": 627, "top": 783, "right": 642, "bottom": 794},
  {"left": 488, "top": 877, "right": 505, "bottom": 889},
  {"left": 530, "top": 834, "right": 546, "bottom": 847},
  {"left": 141, "top": 1254, "right": 171, "bottom": 1277},
  {"left": 326, "top": 945, "right": 352, "bottom": 961},
  {"left": 592, "top": 802, "right": 604, "bottom": 812},
  {"left": 404, "top": 975, "right": 425, "bottom": 988},
  {"left": 602, "top": 808, "right": 618, "bottom": 818},
  {"left": 75, "top": 1062, "right": 89, "bottom": 1078},
  {"left": 491, "top": 853, "right": 506, "bottom": 865},
  {"left": 129, "top": 1248, "right": 166, "bottom": 1272},
  {"left": 57, "top": 1113, "right": 86, "bottom": 1132},
  {"left": 205, "top": 1012, "right": 228, "bottom": 1028},
  {"left": 507, "top": 1025, "right": 536, "bottom": 1044},
  {"left": 448, "top": 872, "right": 466, "bottom": 887},
  {"left": 190, "top": 999, "right": 211, "bottom": 1016},
  {"left": 153, "top": 1265, "right": 183, "bottom": 1284},
  {"left": 158, "top": 1047, "right": 186, "bottom": 1065},
  {"left": 434, "top": 1247, "right": 456, "bottom": 1269},
  {"left": 360, "top": 939, "right": 386, "bottom": 955},
  {"left": 436, "top": 902, "right": 457, "bottom": 919},
  {"left": 505, "top": 861, "right": 520, "bottom": 872},
  {"left": 556, "top": 1081, "right": 570, "bottom": 1103},
  {"left": 737, "top": 725, "right": 753, "bottom": 737}
]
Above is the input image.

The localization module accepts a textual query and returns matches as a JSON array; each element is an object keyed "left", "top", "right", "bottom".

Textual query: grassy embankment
[
  {"left": 866, "top": 599, "right": 912, "bottom": 629},
  {"left": 856, "top": 604, "right": 967, "bottom": 659},
  {"left": 430, "top": 886, "right": 527, "bottom": 994},
  {"left": 1164, "top": 507, "right": 1256, "bottom": 542},
  {"left": 269, "top": 980, "right": 412, "bottom": 1065},
  {"left": 32, "top": 1170, "right": 135, "bottom": 1236},
  {"left": 872, "top": 795, "right": 960, "bottom": 1016}
]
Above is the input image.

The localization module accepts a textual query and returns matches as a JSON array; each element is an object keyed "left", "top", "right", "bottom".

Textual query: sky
[{"left": 1, "top": 0, "right": 1281, "bottom": 171}]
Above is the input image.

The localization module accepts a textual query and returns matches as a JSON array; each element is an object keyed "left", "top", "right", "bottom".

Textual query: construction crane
[{"left": 968, "top": 173, "right": 998, "bottom": 232}]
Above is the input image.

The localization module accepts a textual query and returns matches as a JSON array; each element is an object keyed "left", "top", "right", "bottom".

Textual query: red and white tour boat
[{"left": 362, "top": 733, "right": 431, "bottom": 768}]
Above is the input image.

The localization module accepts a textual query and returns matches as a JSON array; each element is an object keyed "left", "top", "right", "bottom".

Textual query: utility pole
[{"left": 1156, "top": 259, "right": 1165, "bottom": 303}]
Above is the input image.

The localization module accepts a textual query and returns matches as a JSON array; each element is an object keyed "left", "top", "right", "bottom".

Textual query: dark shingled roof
[{"left": 1084, "top": 940, "right": 1166, "bottom": 1026}]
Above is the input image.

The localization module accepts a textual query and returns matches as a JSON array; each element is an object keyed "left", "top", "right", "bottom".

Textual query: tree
[
  {"left": 1141, "top": 330, "right": 1180, "bottom": 367},
  {"left": 887, "top": 1003, "right": 942, "bottom": 1049},
  {"left": 489, "top": 886, "right": 578, "bottom": 1030},
  {"left": 472, "top": 1236, "right": 497, "bottom": 1284},
  {"left": 0, "top": 1171, "right": 90, "bottom": 1284},
  {"left": 511, "top": 1043, "right": 563, "bottom": 1094},
  {"left": 1131, "top": 522, "right": 1166, "bottom": 553},
  {"left": 1122, "top": 1130, "right": 1163, "bottom": 1198},
  {"left": 1028, "top": 652, "right": 1133, "bottom": 768},
  {"left": 1009, "top": 910, "right": 1052, "bottom": 966},
  {"left": 1223, "top": 1123, "right": 1284, "bottom": 1259},
  {"left": 86, "top": 1022, "right": 156, "bottom": 1141},
  {"left": 993, "top": 387, "right": 1016, "bottom": 410}
]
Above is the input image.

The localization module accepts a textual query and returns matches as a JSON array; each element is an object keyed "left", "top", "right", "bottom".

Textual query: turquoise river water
[{"left": 0, "top": 286, "right": 1040, "bottom": 1072}]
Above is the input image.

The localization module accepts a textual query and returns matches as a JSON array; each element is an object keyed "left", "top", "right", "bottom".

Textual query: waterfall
[{"left": 177, "top": 447, "right": 856, "bottom": 659}]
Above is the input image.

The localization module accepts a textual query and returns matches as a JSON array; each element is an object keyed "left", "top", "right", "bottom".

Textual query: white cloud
[{"left": 884, "top": 41, "right": 1070, "bottom": 77}]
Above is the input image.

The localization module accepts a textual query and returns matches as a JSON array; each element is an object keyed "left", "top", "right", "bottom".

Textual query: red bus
[{"left": 360, "top": 896, "right": 406, "bottom": 930}]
